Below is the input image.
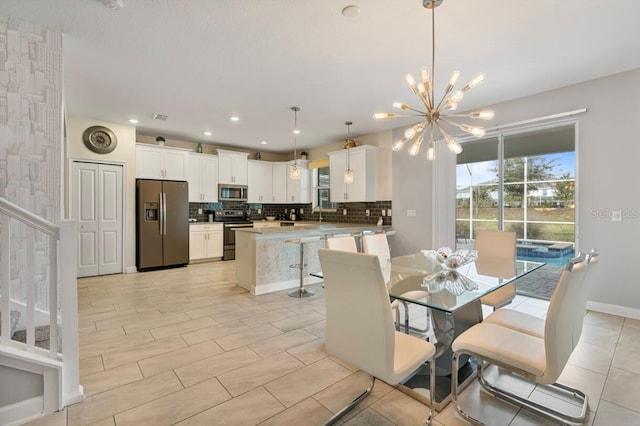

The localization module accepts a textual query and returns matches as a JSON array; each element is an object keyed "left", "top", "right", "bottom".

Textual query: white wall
[
  {"left": 392, "top": 68, "right": 640, "bottom": 315},
  {"left": 390, "top": 124, "right": 433, "bottom": 256},
  {"left": 65, "top": 116, "right": 137, "bottom": 271}
]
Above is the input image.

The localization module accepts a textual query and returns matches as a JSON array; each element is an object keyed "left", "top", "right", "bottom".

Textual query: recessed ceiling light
[
  {"left": 102, "top": 0, "right": 124, "bottom": 10},
  {"left": 204, "top": 131, "right": 212, "bottom": 136},
  {"left": 293, "top": 129, "right": 301, "bottom": 135},
  {"left": 230, "top": 116, "right": 240, "bottom": 122},
  {"left": 342, "top": 5, "right": 360, "bottom": 18},
  {"left": 260, "top": 140, "right": 268, "bottom": 145},
  {"left": 128, "top": 118, "right": 139, "bottom": 124}
]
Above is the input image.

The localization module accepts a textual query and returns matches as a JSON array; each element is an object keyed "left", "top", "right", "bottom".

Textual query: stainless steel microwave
[{"left": 219, "top": 184, "right": 248, "bottom": 201}]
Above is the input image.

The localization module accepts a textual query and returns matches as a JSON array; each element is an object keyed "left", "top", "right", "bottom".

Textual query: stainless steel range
[{"left": 214, "top": 210, "right": 253, "bottom": 260}]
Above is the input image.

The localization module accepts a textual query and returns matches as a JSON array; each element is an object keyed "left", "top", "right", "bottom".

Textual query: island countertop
[
  {"left": 236, "top": 221, "right": 393, "bottom": 238},
  {"left": 234, "top": 222, "right": 394, "bottom": 294}
]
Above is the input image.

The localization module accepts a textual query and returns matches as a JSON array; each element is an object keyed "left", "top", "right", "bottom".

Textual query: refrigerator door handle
[
  {"left": 162, "top": 191, "right": 167, "bottom": 235},
  {"left": 159, "top": 192, "right": 164, "bottom": 236}
]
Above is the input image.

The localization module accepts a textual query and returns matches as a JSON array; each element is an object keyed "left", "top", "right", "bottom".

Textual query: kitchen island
[{"left": 235, "top": 222, "right": 393, "bottom": 295}]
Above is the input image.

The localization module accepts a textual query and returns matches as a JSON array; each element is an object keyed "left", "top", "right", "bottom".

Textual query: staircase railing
[{"left": 0, "top": 197, "right": 82, "bottom": 409}]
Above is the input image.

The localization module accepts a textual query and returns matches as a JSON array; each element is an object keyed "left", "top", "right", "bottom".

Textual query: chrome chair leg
[
  {"left": 324, "top": 374, "right": 375, "bottom": 425},
  {"left": 453, "top": 349, "right": 588, "bottom": 426}
]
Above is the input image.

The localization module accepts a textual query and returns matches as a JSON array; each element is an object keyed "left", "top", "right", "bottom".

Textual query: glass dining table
[{"left": 313, "top": 252, "right": 545, "bottom": 410}]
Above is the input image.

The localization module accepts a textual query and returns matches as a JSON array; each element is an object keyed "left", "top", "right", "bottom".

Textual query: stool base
[{"left": 288, "top": 288, "right": 315, "bottom": 298}]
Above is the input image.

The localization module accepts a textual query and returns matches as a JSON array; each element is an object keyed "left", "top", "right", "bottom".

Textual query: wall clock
[{"left": 83, "top": 126, "right": 117, "bottom": 154}]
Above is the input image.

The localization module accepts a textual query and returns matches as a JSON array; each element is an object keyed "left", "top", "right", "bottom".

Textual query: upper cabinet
[
  {"left": 271, "top": 163, "right": 288, "bottom": 204},
  {"left": 286, "top": 160, "right": 311, "bottom": 204},
  {"left": 247, "top": 160, "right": 273, "bottom": 203},
  {"left": 328, "top": 145, "right": 377, "bottom": 202},
  {"left": 217, "top": 149, "right": 248, "bottom": 185},
  {"left": 136, "top": 144, "right": 190, "bottom": 180},
  {"left": 187, "top": 153, "right": 219, "bottom": 202},
  {"left": 248, "top": 160, "right": 309, "bottom": 204}
]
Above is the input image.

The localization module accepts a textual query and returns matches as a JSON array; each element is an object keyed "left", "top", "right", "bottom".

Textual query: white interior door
[{"left": 72, "top": 161, "right": 123, "bottom": 277}]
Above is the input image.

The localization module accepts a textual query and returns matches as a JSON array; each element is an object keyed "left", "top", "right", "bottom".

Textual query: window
[
  {"left": 313, "top": 166, "right": 337, "bottom": 211},
  {"left": 456, "top": 123, "right": 576, "bottom": 251}
]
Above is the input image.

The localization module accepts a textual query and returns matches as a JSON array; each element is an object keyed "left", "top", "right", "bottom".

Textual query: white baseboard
[
  {"left": 250, "top": 277, "right": 323, "bottom": 296},
  {"left": 586, "top": 301, "right": 640, "bottom": 320},
  {"left": 63, "top": 386, "right": 84, "bottom": 406},
  {"left": 0, "top": 395, "right": 43, "bottom": 426},
  {"left": 125, "top": 266, "right": 138, "bottom": 274}
]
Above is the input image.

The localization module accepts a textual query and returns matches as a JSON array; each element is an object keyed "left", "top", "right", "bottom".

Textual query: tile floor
[{"left": 24, "top": 261, "right": 640, "bottom": 425}]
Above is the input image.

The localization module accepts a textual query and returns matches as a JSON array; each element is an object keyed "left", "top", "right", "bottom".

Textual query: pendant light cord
[
  {"left": 431, "top": 2, "right": 435, "bottom": 109},
  {"left": 292, "top": 107, "right": 298, "bottom": 165},
  {"left": 346, "top": 122, "right": 351, "bottom": 169}
]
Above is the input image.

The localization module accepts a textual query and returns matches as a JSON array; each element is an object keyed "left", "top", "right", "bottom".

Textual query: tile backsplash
[{"left": 189, "top": 200, "right": 392, "bottom": 226}]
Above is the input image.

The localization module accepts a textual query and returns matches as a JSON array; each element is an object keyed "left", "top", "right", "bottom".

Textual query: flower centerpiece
[
  {"left": 421, "top": 247, "right": 478, "bottom": 270},
  {"left": 420, "top": 247, "right": 479, "bottom": 295}
]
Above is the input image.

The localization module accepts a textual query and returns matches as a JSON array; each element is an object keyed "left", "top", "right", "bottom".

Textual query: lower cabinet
[{"left": 189, "top": 223, "right": 223, "bottom": 261}]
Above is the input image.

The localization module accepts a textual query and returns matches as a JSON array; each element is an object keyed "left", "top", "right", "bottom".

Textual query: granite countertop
[{"left": 236, "top": 222, "right": 393, "bottom": 237}]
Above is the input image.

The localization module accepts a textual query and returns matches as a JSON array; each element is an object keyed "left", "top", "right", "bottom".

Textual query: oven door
[{"left": 223, "top": 222, "right": 253, "bottom": 260}]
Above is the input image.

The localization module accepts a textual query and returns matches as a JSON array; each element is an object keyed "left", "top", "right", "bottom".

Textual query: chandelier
[
  {"left": 374, "top": 0, "right": 494, "bottom": 160},
  {"left": 343, "top": 121, "right": 354, "bottom": 184},
  {"left": 290, "top": 106, "right": 301, "bottom": 180}
]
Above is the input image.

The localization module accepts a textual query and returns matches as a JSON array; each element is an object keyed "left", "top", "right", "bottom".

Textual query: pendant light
[
  {"left": 290, "top": 106, "right": 301, "bottom": 180},
  {"left": 343, "top": 121, "right": 354, "bottom": 184},
  {"left": 373, "top": 0, "right": 494, "bottom": 160}
]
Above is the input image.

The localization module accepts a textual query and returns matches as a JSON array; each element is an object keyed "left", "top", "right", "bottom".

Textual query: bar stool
[{"left": 287, "top": 235, "right": 322, "bottom": 298}]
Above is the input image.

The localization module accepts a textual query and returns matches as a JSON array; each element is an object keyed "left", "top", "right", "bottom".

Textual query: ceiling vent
[{"left": 152, "top": 113, "right": 168, "bottom": 121}]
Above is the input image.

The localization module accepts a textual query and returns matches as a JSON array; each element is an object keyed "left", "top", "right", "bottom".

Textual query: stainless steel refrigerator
[{"left": 136, "top": 179, "right": 189, "bottom": 271}]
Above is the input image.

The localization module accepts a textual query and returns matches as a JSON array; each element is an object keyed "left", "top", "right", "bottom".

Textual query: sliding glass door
[{"left": 456, "top": 124, "right": 576, "bottom": 263}]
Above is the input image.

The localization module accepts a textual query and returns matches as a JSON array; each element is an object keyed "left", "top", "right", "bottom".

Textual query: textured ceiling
[{"left": 1, "top": 0, "right": 639, "bottom": 153}]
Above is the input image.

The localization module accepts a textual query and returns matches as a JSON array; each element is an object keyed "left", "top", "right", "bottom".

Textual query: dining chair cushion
[
  {"left": 479, "top": 283, "right": 516, "bottom": 308},
  {"left": 451, "top": 322, "right": 546, "bottom": 377},
  {"left": 482, "top": 309, "right": 545, "bottom": 338}
]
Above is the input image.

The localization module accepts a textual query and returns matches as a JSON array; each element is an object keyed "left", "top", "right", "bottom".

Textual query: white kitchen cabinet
[
  {"left": 247, "top": 160, "right": 273, "bottom": 203},
  {"left": 188, "top": 153, "right": 219, "bottom": 202},
  {"left": 328, "top": 145, "right": 377, "bottom": 202},
  {"left": 247, "top": 160, "right": 309, "bottom": 204},
  {"left": 271, "top": 163, "right": 288, "bottom": 204},
  {"left": 189, "top": 223, "right": 223, "bottom": 261},
  {"left": 217, "top": 149, "right": 249, "bottom": 185},
  {"left": 136, "top": 144, "right": 190, "bottom": 180},
  {"left": 286, "top": 160, "right": 311, "bottom": 203}
]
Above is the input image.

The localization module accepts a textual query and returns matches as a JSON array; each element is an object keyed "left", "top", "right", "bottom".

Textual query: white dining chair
[
  {"left": 363, "top": 234, "right": 430, "bottom": 335},
  {"left": 482, "top": 249, "right": 599, "bottom": 339},
  {"left": 451, "top": 251, "right": 595, "bottom": 425},
  {"left": 326, "top": 233, "right": 402, "bottom": 330},
  {"left": 318, "top": 249, "right": 436, "bottom": 425},
  {"left": 325, "top": 235, "right": 358, "bottom": 252},
  {"left": 474, "top": 230, "right": 517, "bottom": 310},
  {"left": 362, "top": 233, "right": 390, "bottom": 268}
]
